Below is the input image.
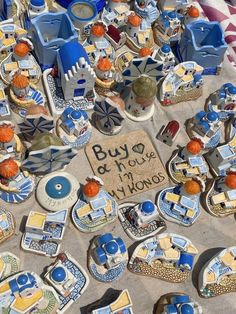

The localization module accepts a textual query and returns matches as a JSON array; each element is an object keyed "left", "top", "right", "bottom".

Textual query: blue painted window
[
  {"left": 77, "top": 79, "right": 86, "bottom": 84},
  {"left": 74, "top": 88, "right": 85, "bottom": 97}
]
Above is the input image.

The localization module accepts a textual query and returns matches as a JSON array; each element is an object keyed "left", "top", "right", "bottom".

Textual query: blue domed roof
[
  {"left": 161, "top": 44, "right": 171, "bottom": 54},
  {"left": 30, "top": 0, "right": 45, "bottom": 6},
  {"left": 206, "top": 111, "right": 219, "bottom": 122},
  {"left": 168, "top": 11, "right": 177, "bottom": 19},
  {"left": 228, "top": 85, "right": 236, "bottom": 95},
  {"left": 17, "top": 274, "right": 28, "bottom": 285},
  {"left": 199, "top": 121, "right": 210, "bottom": 131},
  {"left": 51, "top": 267, "right": 66, "bottom": 283},
  {"left": 45, "top": 176, "right": 72, "bottom": 199},
  {"left": 105, "top": 241, "right": 119, "bottom": 255},
  {"left": 195, "top": 111, "right": 206, "bottom": 121},
  {"left": 71, "top": 110, "right": 82, "bottom": 120},
  {"left": 141, "top": 201, "right": 155, "bottom": 215},
  {"left": 180, "top": 304, "right": 194, "bottom": 314}
]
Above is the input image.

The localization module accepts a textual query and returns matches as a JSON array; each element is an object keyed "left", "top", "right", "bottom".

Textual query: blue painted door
[{"left": 74, "top": 88, "right": 85, "bottom": 97}]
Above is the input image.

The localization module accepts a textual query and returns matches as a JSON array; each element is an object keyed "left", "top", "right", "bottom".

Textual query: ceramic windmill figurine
[
  {"left": 168, "top": 139, "right": 209, "bottom": 183},
  {"left": 157, "top": 177, "right": 205, "bottom": 226},
  {"left": 93, "top": 96, "right": 125, "bottom": 135},
  {"left": 124, "top": 75, "right": 157, "bottom": 121},
  {"left": 204, "top": 172, "right": 236, "bottom": 217},
  {"left": 0, "top": 122, "right": 24, "bottom": 159}
]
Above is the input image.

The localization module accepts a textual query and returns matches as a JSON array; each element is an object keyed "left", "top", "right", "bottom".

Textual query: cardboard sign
[{"left": 85, "top": 130, "right": 168, "bottom": 201}]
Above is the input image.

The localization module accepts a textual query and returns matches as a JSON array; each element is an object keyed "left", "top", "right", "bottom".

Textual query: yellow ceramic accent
[
  {"left": 76, "top": 204, "right": 91, "bottom": 218},
  {"left": 165, "top": 192, "right": 180, "bottom": 204},
  {"left": 175, "top": 66, "right": 185, "bottom": 77},
  {"left": 0, "top": 258, "right": 4, "bottom": 273},
  {"left": 159, "top": 237, "right": 172, "bottom": 250},
  {"left": 186, "top": 209, "right": 195, "bottom": 218},
  {"left": 164, "top": 248, "right": 180, "bottom": 260},
  {"left": 211, "top": 192, "right": 226, "bottom": 205},
  {"left": 186, "top": 244, "right": 198, "bottom": 254},
  {"left": 0, "top": 282, "right": 10, "bottom": 293},
  {"left": 28, "top": 212, "right": 46, "bottom": 229},
  {"left": 206, "top": 271, "right": 216, "bottom": 283},
  {"left": 12, "top": 289, "right": 43, "bottom": 312},
  {"left": 136, "top": 247, "right": 149, "bottom": 259},
  {"left": 110, "top": 290, "right": 132, "bottom": 311},
  {"left": 2, "top": 38, "right": 15, "bottom": 47}
]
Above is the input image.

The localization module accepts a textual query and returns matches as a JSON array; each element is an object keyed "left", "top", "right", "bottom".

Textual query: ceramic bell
[
  {"left": 71, "top": 175, "right": 118, "bottom": 232},
  {"left": 88, "top": 232, "right": 128, "bottom": 282}
]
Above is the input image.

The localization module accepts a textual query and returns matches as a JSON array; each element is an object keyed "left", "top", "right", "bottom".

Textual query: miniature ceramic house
[
  {"left": 93, "top": 97, "right": 125, "bottom": 135},
  {"left": 57, "top": 106, "right": 92, "bottom": 149},
  {"left": 157, "top": 120, "right": 180, "bottom": 146},
  {"left": 160, "top": 61, "right": 203, "bottom": 105},
  {"left": 95, "top": 57, "right": 114, "bottom": 82},
  {"left": 187, "top": 110, "right": 222, "bottom": 150},
  {"left": 153, "top": 10, "right": 183, "bottom": 46},
  {"left": 88, "top": 233, "right": 128, "bottom": 282},
  {"left": 21, "top": 209, "right": 68, "bottom": 257},
  {"left": 0, "top": 208, "right": 15, "bottom": 244},
  {"left": 0, "top": 122, "right": 23, "bottom": 158},
  {"left": 206, "top": 83, "right": 236, "bottom": 121},
  {"left": 153, "top": 44, "right": 175, "bottom": 73},
  {"left": 0, "top": 157, "right": 35, "bottom": 203},
  {"left": 0, "top": 252, "right": 19, "bottom": 280},
  {"left": 28, "top": 0, "right": 48, "bottom": 19},
  {"left": 102, "top": 0, "right": 130, "bottom": 28},
  {"left": 118, "top": 200, "right": 166, "bottom": 240},
  {"left": 155, "top": 293, "right": 202, "bottom": 314},
  {"left": 91, "top": 289, "right": 133, "bottom": 314},
  {"left": 29, "top": 12, "right": 78, "bottom": 69},
  {"left": 204, "top": 173, "right": 236, "bottom": 217},
  {"left": 36, "top": 171, "right": 79, "bottom": 212},
  {"left": 72, "top": 176, "right": 118, "bottom": 232},
  {"left": 44, "top": 252, "right": 89, "bottom": 313},
  {"left": 105, "top": 25, "right": 127, "bottom": 50},
  {"left": 199, "top": 246, "right": 236, "bottom": 298},
  {"left": 168, "top": 139, "right": 209, "bottom": 183},
  {"left": 206, "top": 137, "right": 236, "bottom": 176},
  {"left": 134, "top": 0, "right": 159, "bottom": 29},
  {"left": 157, "top": 178, "right": 204, "bottom": 226},
  {"left": 0, "top": 271, "right": 59, "bottom": 313},
  {"left": 180, "top": 21, "right": 227, "bottom": 75},
  {"left": 125, "top": 75, "right": 157, "bottom": 121},
  {"left": 128, "top": 233, "right": 198, "bottom": 282}
]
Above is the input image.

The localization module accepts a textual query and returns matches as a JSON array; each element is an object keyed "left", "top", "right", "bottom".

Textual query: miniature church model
[{"left": 57, "top": 41, "right": 96, "bottom": 101}]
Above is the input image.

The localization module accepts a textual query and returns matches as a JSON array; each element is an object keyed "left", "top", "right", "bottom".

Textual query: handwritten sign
[{"left": 85, "top": 130, "right": 168, "bottom": 201}]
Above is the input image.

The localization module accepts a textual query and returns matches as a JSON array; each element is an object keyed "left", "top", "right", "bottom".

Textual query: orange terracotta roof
[
  {"left": 14, "top": 42, "right": 30, "bottom": 57},
  {"left": 128, "top": 14, "right": 142, "bottom": 27},
  {"left": 11, "top": 74, "right": 29, "bottom": 89},
  {"left": 83, "top": 181, "right": 100, "bottom": 198},
  {"left": 186, "top": 140, "right": 202, "bottom": 155},
  {"left": 91, "top": 24, "right": 105, "bottom": 37},
  {"left": 225, "top": 174, "right": 236, "bottom": 189},
  {"left": 0, "top": 125, "right": 14, "bottom": 143},
  {"left": 0, "top": 158, "right": 19, "bottom": 179},
  {"left": 184, "top": 179, "right": 201, "bottom": 195},
  {"left": 97, "top": 57, "right": 112, "bottom": 71},
  {"left": 188, "top": 6, "right": 200, "bottom": 18},
  {"left": 139, "top": 47, "right": 152, "bottom": 57}
]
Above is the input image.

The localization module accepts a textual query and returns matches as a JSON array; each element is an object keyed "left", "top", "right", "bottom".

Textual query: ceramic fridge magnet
[
  {"left": 157, "top": 120, "right": 180, "bottom": 147},
  {"left": 18, "top": 108, "right": 54, "bottom": 142},
  {"left": 0, "top": 252, "right": 20, "bottom": 281},
  {"left": 118, "top": 200, "right": 166, "bottom": 241},
  {"left": 125, "top": 13, "right": 154, "bottom": 53},
  {"left": 93, "top": 96, "right": 125, "bottom": 136},
  {"left": 0, "top": 270, "right": 60, "bottom": 313},
  {"left": 22, "top": 133, "right": 77, "bottom": 175},
  {"left": 36, "top": 171, "right": 79, "bottom": 212},
  {"left": 155, "top": 293, "right": 203, "bottom": 314},
  {"left": 0, "top": 156, "right": 35, "bottom": 203},
  {"left": 206, "top": 136, "right": 236, "bottom": 177},
  {"left": 159, "top": 61, "right": 203, "bottom": 106},
  {"left": 71, "top": 176, "right": 118, "bottom": 233},
  {"left": 43, "top": 41, "right": 96, "bottom": 116},
  {"left": 187, "top": 110, "right": 222, "bottom": 150},
  {"left": 0, "top": 38, "right": 41, "bottom": 85},
  {"left": 56, "top": 106, "right": 92, "bottom": 149},
  {"left": 206, "top": 83, "right": 236, "bottom": 121},
  {"left": 128, "top": 233, "right": 198, "bottom": 283},
  {"left": 203, "top": 173, "right": 236, "bottom": 217},
  {"left": 0, "top": 208, "right": 15, "bottom": 244},
  {"left": 157, "top": 178, "right": 204, "bottom": 226},
  {"left": 21, "top": 209, "right": 68, "bottom": 257},
  {"left": 167, "top": 139, "right": 209, "bottom": 183},
  {"left": 9, "top": 71, "right": 46, "bottom": 117},
  {"left": 179, "top": 21, "right": 227, "bottom": 75},
  {"left": 88, "top": 232, "right": 128, "bottom": 282},
  {"left": 0, "top": 121, "right": 24, "bottom": 160},
  {"left": 44, "top": 252, "right": 89, "bottom": 313},
  {"left": 199, "top": 246, "right": 236, "bottom": 298},
  {"left": 90, "top": 289, "right": 133, "bottom": 314},
  {"left": 153, "top": 10, "right": 183, "bottom": 47}
]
